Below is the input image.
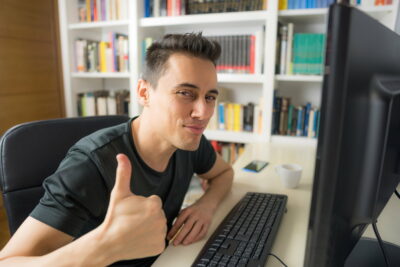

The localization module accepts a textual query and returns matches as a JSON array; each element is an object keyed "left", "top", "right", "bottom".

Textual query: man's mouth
[{"left": 183, "top": 125, "right": 206, "bottom": 135}]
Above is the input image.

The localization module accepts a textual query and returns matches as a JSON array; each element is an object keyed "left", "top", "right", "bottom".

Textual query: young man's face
[{"left": 147, "top": 53, "right": 218, "bottom": 151}]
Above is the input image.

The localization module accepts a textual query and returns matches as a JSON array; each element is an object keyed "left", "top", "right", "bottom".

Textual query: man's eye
[
  {"left": 177, "top": 91, "right": 194, "bottom": 98},
  {"left": 206, "top": 95, "right": 217, "bottom": 102}
]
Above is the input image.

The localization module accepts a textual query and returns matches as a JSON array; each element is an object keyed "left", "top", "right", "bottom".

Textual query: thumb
[{"left": 111, "top": 153, "right": 133, "bottom": 200}]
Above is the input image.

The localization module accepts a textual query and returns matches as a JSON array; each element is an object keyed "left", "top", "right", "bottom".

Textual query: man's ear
[{"left": 137, "top": 79, "right": 152, "bottom": 106}]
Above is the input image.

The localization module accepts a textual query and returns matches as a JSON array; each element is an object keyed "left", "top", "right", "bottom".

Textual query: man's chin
[{"left": 177, "top": 136, "right": 202, "bottom": 151}]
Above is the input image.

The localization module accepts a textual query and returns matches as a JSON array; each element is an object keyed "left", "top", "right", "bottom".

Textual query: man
[{"left": 0, "top": 33, "right": 234, "bottom": 266}]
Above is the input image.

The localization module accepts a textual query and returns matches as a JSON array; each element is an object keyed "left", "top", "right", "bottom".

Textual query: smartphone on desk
[{"left": 243, "top": 160, "right": 269, "bottom": 173}]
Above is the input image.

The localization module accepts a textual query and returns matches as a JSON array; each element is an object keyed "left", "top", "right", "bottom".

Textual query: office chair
[{"left": 0, "top": 115, "right": 130, "bottom": 235}]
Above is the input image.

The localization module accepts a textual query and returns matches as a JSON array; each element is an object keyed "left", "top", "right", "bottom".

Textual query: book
[
  {"left": 107, "top": 92, "right": 117, "bottom": 115},
  {"left": 279, "top": 97, "right": 289, "bottom": 135},
  {"left": 80, "top": 0, "right": 128, "bottom": 22},
  {"left": 78, "top": 0, "right": 87, "bottom": 22},
  {"left": 77, "top": 89, "right": 129, "bottom": 117},
  {"left": 233, "top": 103, "right": 242, "bottom": 132},
  {"left": 253, "top": 104, "right": 261, "bottom": 134},
  {"left": 285, "top": 23, "right": 294, "bottom": 75},
  {"left": 218, "top": 102, "right": 225, "bottom": 130},
  {"left": 279, "top": 25, "right": 288, "bottom": 75},
  {"left": 207, "top": 33, "right": 264, "bottom": 74},
  {"left": 307, "top": 109, "right": 315, "bottom": 138},
  {"left": 243, "top": 102, "right": 254, "bottom": 132},
  {"left": 272, "top": 95, "right": 282, "bottom": 134},
  {"left": 296, "top": 106, "right": 303, "bottom": 136},
  {"left": 225, "top": 103, "right": 234, "bottom": 131},
  {"left": 287, "top": 104, "right": 294, "bottom": 135},
  {"left": 303, "top": 102, "right": 311, "bottom": 136}
]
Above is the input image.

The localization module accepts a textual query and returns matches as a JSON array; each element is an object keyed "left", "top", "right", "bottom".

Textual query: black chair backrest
[{"left": 0, "top": 115, "right": 129, "bottom": 235}]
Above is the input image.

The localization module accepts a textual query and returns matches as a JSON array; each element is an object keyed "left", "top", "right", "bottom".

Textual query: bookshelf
[{"left": 58, "top": 0, "right": 399, "bottom": 146}]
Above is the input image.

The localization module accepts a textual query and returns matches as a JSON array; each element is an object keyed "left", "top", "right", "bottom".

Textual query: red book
[
  {"left": 93, "top": 0, "right": 98, "bottom": 21},
  {"left": 167, "top": 0, "right": 172, "bottom": 16},
  {"left": 249, "top": 35, "right": 256, "bottom": 74}
]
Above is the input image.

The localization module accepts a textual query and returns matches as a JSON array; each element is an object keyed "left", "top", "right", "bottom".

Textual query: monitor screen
[{"left": 304, "top": 3, "right": 400, "bottom": 267}]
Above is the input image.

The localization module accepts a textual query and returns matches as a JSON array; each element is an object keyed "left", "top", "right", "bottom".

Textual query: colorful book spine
[
  {"left": 303, "top": 103, "right": 311, "bottom": 136},
  {"left": 233, "top": 103, "right": 242, "bottom": 132},
  {"left": 287, "top": 104, "right": 294, "bottom": 135},
  {"left": 218, "top": 102, "right": 225, "bottom": 130},
  {"left": 296, "top": 107, "right": 303, "bottom": 136}
]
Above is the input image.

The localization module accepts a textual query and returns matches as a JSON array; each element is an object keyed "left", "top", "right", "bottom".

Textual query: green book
[{"left": 287, "top": 104, "right": 294, "bottom": 135}]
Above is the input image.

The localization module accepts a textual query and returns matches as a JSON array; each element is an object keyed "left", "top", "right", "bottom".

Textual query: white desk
[{"left": 153, "top": 142, "right": 317, "bottom": 267}]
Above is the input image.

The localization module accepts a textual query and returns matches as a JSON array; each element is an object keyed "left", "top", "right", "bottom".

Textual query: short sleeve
[
  {"left": 30, "top": 149, "right": 109, "bottom": 237},
  {"left": 192, "top": 135, "right": 217, "bottom": 175}
]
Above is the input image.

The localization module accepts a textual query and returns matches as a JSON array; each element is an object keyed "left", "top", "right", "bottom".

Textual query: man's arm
[
  {"left": 167, "top": 152, "right": 234, "bottom": 246},
  {"left": 0, "top": 154, "right": 167, "bottom": 266}
]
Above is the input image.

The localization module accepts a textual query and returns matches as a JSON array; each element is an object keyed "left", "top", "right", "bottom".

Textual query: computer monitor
[{"left": 304, "top": 3, "right": 400, "bottom": 267}]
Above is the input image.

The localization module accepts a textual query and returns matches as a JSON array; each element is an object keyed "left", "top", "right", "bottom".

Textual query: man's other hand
[{"left": 166, "top": 201, "right": 214, "bottom": 246}]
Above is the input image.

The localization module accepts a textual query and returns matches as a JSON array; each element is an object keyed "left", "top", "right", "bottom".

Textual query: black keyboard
[{"left": 192, "top": 192, "right": 288, "bottom": 267}]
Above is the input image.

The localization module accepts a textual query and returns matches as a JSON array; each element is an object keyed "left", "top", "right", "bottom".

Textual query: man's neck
[{"left": 131, "top": 116, "right": 176, "bottom": 173}]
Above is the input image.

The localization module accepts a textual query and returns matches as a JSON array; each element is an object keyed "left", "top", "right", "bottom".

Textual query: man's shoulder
[{"left": 73, "top": 121, "right": 130, "bottom": 154}]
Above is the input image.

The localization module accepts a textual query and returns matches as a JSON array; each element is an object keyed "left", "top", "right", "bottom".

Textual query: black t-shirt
[{"left": 30, "top": 117, "right": 216, "bottom": 266}]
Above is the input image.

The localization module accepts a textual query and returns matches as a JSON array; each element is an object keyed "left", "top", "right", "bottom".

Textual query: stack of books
[
  {"left": 142, "top": 32, "right": 264, "bottom": 74},
  {"left": 143, "top": 0, "right": 267, "bottom": 17},
  {"left": 76, "top": 89, "right": 130, "bottom": 116},
  {"left": 75, "top": 33, "right": 129, "bottom": 73},
  {"left": 272, "top": 93, "right": 320, "bottom": 138},
  {"left": 278, "top": 0, "right": 392, "bottom": 10},
  {"left": 208, "top": 34, "right": 263, "bottom": 74},
  {"left": 210, "top": 141, "right": 245, "bottom": 165},
  {"left": 276, "top": 23, "right": 325, "bottom": 76},
  {"left": 278, "top": 0, "right": 335, "bottom": 9},
  {"left": 77, "top": 0, "right": 129, "bottom": 22},
  {"left": 207, "top": 101, "right": 263, "bottom": 134}
]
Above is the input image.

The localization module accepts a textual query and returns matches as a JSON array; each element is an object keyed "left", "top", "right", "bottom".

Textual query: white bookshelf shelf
[
  {"left": 275, "top": 74, "right": 323, "bottom": 82},
  {"left": 359, "top": 5, "right": 395, "bottom": 14},
  {"left": 218, "top": 73, "right": 264, "bottom": 84},
  {"left": 140, "top": 10, "right": 269, "bottom": 27},
  {"left": 278, "top": 5, "right": 395, "bottom": 24},
  {"left": 205, "top": 130, "right": 264, "bottom": 143},
  {"left": 71, "top": 72, "right": 130, "bottom": 78},
  {"left": 278, "top": 8, "right": 327, "bottom": 24},
  {"left": 69, "top": 20, "right": 129, "bottom": 30},
  {"left": 271, "top": 135, "right": 317, "bottom": 146},
  {"left": 279, "top": 8, "right": 327, "bottom": 17}
]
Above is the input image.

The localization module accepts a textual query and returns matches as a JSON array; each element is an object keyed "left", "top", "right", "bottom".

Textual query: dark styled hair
[{"left": 142, "top": 32, "right": 221, "bottom": 87}]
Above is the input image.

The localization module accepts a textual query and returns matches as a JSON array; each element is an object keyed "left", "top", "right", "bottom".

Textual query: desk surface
[{"left": 153, "top": 142, "right": 318, "bottom": 267}]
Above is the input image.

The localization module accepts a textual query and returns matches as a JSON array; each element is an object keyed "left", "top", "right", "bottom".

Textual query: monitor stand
[{"left": 345, "top": 238, "right": 400, "bottom": 267}]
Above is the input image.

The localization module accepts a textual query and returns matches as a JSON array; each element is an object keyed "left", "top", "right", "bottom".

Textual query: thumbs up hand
[{"left": 98, "top": 154, "right": 167, "bottom": 262}]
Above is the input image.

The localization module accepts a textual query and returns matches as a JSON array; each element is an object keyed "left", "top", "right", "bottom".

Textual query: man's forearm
[
  {"left": 0, "top": 227, "right": 114, "bottom": 267},
  {"left": 197, "top": 167, "right": 234, "bottom": 211}
]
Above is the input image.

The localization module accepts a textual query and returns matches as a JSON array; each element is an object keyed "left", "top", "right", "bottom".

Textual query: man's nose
[{"left": 191, "top": 99, "right": 213, "bottom": 119}]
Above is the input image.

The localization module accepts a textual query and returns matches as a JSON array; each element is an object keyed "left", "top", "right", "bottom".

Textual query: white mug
[{"left": 275, "top": 163, "right": 303, "bottom": 189}]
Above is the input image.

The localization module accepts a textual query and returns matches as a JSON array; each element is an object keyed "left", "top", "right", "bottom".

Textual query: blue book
[
  {"left": 296, "top": 0, "right": 301, "bottom": 9},
  {"left": 303, "top": 103, "right": 311, "bottom": 136},
  {"left": 218, "top": 103, "right": 225, "bottom": 130},
  {"left": 311, "top": 0, "right": 316, "bottom": 8},
  {"left": 296, "top": 107, "right": 303, "bottom": 136},
  {"left": 144, "top": 0, "right": 151, "bottom": 17},
  {"left": 313, "top": 109, "right": 319, "bottom": 138}
]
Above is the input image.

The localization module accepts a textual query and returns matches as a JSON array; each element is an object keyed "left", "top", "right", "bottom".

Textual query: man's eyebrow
[{"left": 176, "top": 83, "right": 219, "bottom": 95}]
